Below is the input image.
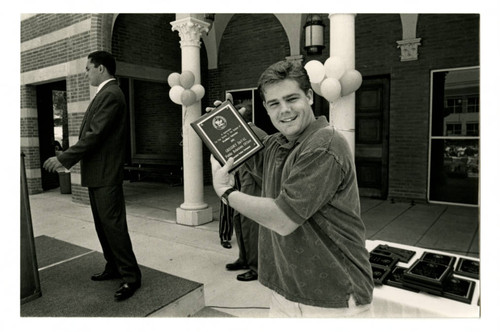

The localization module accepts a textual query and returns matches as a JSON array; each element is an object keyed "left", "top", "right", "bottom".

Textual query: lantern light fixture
[{"left": 304, "top": 14, "right": 325, "bottom": 55}]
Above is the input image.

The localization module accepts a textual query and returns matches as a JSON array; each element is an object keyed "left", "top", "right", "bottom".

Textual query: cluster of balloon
[
  {"left": 304, "top": 57, "right": 363, "bottom": 103},
  {"left": 168, "top": 71, "right": 205, "bottom": 106}
]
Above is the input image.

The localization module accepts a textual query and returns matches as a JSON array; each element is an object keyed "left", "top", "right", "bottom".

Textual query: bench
[{"left": 124, "top": 159, "right": 183, "bottom": 186}]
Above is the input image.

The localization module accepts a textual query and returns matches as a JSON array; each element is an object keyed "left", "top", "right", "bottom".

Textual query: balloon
[
  {"left": 181, "top": 89, "right": 197, "bottom": 106},
  {"left": 169, "top": 86, "right": 184, "bottom": 105},
  {"left": 191, "top": 84, "right": 205, "bottom": 101},
  {"left": 324, "top": 56, "right": 346, "bottom": 79},
  {"left": 339, "top": 69, "right": 363, "bottom": 96},
  {"left": 304, "top": 60, "right": 325, "bottom": 84},
  {"left": 320, "top": 78, "right": 342, "bottom": 102},
  {"left": 311, "top": 82, "right": 323, "bottom": 96},
  {"left": 179, "top": 71, "right": 195, "bottom": 89},
  {"left": 167, "top": 72, "right": 181, "bottom": 88}
]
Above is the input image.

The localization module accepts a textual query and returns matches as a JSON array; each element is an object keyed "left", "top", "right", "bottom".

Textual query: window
[
  {"left": 467, "top": 96, "right": 479, "bottom": 113},
  {"left": 446, "top": 97, "right": 463, "bottom": 114},
  {"left": 429, "top": 67, "right": 479, "bottom": 206},
  {"left": 446, "top": 123, "right": 462, "bottom": 136},
  {"left": 466, "top": 123, "right": 479, "bottom": 136}
]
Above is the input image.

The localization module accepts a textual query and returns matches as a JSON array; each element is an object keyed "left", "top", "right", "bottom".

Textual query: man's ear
[{"left": 307, "top": 88, "right": 314, "bottom": 106}]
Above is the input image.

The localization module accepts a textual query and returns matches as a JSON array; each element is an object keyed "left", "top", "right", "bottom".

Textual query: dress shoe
[
  {"left": 225, "top": 260, "right": 249, "bottom": 271},
  {"left": 221, "top": 240, "right": 232, "bottom": 249},
  {"left": 237, "top": 270, "right": 258, "bottom": 282},
  {"left": 114, "top": 282, "right": 141, "bottom": 301},
  {"left": 90, "top": 271, "right": 120, "bottom": 281}
]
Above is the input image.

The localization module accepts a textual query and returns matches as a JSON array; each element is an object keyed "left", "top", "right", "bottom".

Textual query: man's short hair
[
  {"left": 88, "top": 51, "right": 117, "bottom": 76},
  {"left": 257, "top": 60, "right": 312, "bottom": 102}
]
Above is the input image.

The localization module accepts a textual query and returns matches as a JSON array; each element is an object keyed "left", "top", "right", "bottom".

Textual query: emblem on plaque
[{"left": 212, "top": 115, "right": 227, "bottom": 130}]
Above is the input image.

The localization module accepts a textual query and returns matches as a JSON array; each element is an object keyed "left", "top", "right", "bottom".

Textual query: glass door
[{"left": 428, "top": 67, "right": 479, "bottom": 206}]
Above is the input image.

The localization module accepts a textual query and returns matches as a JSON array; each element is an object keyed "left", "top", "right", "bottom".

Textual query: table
[{"left": 366, "top": 240, "right": 480, "bottom": 318}]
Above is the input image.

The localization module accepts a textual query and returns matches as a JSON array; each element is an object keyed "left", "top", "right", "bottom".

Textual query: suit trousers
[
  {"left": 233, "top": 213, "right": 259, "bottom": 272},
  {"left": 88, "top": 184, "right": 141, "bottom": 284},
  {"left": 219, "top": 201, "right": 234, "bottom": 242}
]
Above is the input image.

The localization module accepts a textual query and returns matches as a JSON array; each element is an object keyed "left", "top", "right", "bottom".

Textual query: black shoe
[
  {"left": 114, "top": 282, "right": 141, "bottom": 301},
  {"left": 237, "top": 270, "right": 258, "bottom": 282},
  {"left": 221, "top": 240, "right": 232, "bottom": 249},
  {"left": 91, "top": 270, "right": 120, "bottom": 281},
  {"left": 226, "top": 260, "right": 249, "bottom": 271}
]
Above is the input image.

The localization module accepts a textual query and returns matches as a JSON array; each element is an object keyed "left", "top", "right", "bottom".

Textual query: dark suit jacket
[{"left": 58, "top": 80, "right": 127, "bottom": 188}]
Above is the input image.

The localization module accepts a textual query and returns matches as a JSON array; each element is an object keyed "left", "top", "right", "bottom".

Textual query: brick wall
[
  {"left": 355, "top": 14, "right": 479, "bottom": 200},
  {"left": 133, "top": 80, "right": 182, "bottom": 158},
  {"left": 218, "top": 14, "right": 291, "bottom": 93},
  {"left": 21, "top": 14, "right": 91, "bottom": 43},
  {"left": 20, "top": 85, "right": 41, "bottom": 194},
  {"left": 112, "top": 14, "right": 180, "bottom": 70}
]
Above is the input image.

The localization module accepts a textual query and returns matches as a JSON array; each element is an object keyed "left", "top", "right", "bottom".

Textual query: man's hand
[
  {"left": 210, "top": 155, "right": 235, "bottom": 197},
  {"left": 43, "top": 156, "right": 66, "bottom": 173},
  {"left": 205, "top": 93, "right": 233, "bottom": 113}
]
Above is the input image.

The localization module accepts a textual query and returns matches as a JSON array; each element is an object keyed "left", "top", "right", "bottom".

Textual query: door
[
  {"left": 36, "top": 81, "right": 67, "bottom": 191},
  {"left": 355, "top": 76, "right": 390, "bottom": 199}
]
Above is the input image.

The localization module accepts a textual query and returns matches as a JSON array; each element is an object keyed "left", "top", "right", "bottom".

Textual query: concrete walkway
[{"left": 27, "top": 181, "right": 479, "bottom": 317}]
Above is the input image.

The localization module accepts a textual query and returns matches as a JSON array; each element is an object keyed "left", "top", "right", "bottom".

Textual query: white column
[
  {"left": 171, "top": 17, "right": 212, "bottom": 226},
  {"left": 328, "top": 14, "right": 356, "bottom": 156}
]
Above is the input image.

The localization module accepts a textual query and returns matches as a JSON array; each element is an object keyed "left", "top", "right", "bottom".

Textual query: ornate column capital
[
  {"left": 171, "top": 17, "right": 210, "bottom": 48},
  {"left": 397, "top": 37, "right": 422, "bottom": 62}
]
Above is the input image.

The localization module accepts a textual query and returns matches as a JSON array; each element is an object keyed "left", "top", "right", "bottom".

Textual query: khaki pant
[{"left": 269, "top": 291, "right": 374, "bottom": 318}]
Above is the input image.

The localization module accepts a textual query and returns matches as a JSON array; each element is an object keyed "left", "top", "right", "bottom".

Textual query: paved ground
[{"left": 26, "top": 180, "right": 479, "bottom": 318}]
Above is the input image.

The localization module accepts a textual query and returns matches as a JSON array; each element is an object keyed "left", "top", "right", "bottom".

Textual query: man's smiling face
[{"left": 262, "top": 79, "right": 315, "bottom": 141}]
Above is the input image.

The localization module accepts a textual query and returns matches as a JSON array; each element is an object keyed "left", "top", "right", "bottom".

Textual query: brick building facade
[{"left": 20, "top": 13, "right": 480, "bottom": 206}]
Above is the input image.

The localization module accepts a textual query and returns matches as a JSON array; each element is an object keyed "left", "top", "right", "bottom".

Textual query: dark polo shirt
[{"left": 251, "top": 116, "right": 374, "bottom": 308}]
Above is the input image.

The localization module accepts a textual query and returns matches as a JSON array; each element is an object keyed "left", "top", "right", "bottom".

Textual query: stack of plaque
[
  {"left": 455, "top": 257, "right": 479, "bottom": 279},
  {"left": 441, "top": 275, "right": 476, "bottom": 304},
  {"left": 369, "top": 251, "right": 399, "bottom": 285},
  {"left": 385, "top": 266, "right": 420, "bottom": 292},
  {"left": 371, "top": 244, "right": 416, "bottom": 263},
  {"left": 401, "top": 251, "right": 455, "bottom": 294}
]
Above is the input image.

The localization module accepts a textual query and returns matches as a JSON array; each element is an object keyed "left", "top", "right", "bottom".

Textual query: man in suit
[
  {"left": 43, "top": 51, "right": 141, "bottom": 301},
  {"left": 225, "top": 104, "right": 267, "bottom": 282}
]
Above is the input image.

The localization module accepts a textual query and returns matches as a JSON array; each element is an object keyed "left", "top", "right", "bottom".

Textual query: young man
[
  {"left": 211, "top": 60, "right": 374, "bottom": 317},
  {"left": 43, "top": 51, "right": 141, "bottom": 301}
]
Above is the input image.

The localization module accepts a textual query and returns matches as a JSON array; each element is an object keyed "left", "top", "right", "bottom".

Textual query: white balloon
[
  {"left": 304, "top": 60, "right": 326, "bottom": 84},
  {"left": 320, "top": 78, "right": 342, "bottom": 102},
  {"left": 191, "top": 84, "right": 205, "bottom": 101},
  {"left": 340, "top": 69, "right": 363, "bottom": 96},
  {"left": 167, "top": 72, "right": 181, "bottom": 88},
  {"left": 169, "top": 86, "right": 184, "bottom": 105},
  {"left": 311, "top": 82, "right": 323, "bottom": 96},
  {"left": 180, "top": 71, "right": 195, "bottom": 89},
  {"left": 324, "top": 56, "right": 346, "bottom": 79},
  {"left": 181, "top": 89, "right": 197, "bottom": 106}
]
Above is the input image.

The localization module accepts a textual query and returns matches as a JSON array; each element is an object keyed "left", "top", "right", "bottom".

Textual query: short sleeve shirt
[{"left": 255, "top": 116, "right": 374, "bottom": 308}]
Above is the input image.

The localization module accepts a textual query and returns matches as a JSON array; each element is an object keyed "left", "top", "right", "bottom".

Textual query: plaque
[
  {"left": 372, "top": 244, "right": 416, "bottom": 263},
  {"left": 385, "top": 267, "right": 420, "bottom": 292},
  {"left": 455, "top": 257, "right": 479, "bottom": 279},
  {"left": 402, "top": 259, "right": 453, "bottom": 291},
  {"left": 421, "top": 251, "right": 456, "bottom": 267},
  {"left": 442, "top": 276, "right": 476, "bottom": 304},
  {"left": 191, "top": 100, "right": 264, "bottom": 173},
  {"left": 371, "top": 265, "right": 391, "bottom": 285},
  {"left": 369, "top": 252, "right": 399, "bottom": 269}
]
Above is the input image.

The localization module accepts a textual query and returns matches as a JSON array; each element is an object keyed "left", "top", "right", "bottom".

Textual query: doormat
[{"left": 21, "top": 236, "right": 203, "bottom": 317}]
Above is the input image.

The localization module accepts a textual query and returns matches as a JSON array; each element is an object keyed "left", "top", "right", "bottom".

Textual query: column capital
[
  {"left": 397, "top": 38, "right": 422, "bottom": 62},
  {"left": 171, "top": 17, "right": 210, "bottom": 48}
]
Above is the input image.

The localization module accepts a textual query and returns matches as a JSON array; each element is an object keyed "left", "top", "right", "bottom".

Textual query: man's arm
[{"left": 211, "top": 155, "right": 300, "bottom": 236}]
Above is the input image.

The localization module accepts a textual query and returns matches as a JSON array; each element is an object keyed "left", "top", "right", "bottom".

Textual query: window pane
[
  {"left": 431, "top": 68, "right": 479, "bottom": 137},
  {"left": 429, "top": 139, "right": 479, "bottom": 205}
]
